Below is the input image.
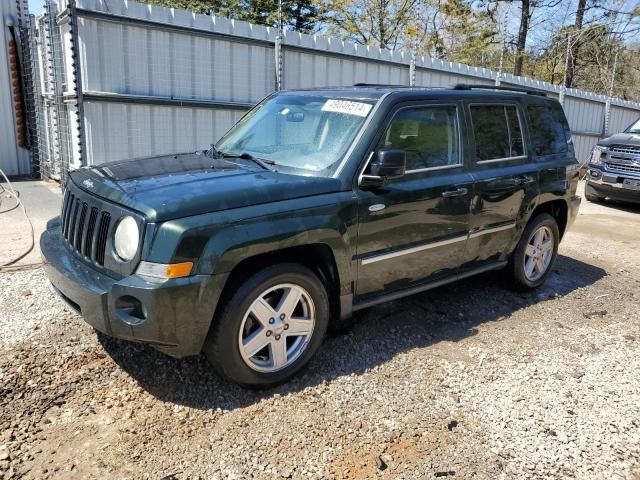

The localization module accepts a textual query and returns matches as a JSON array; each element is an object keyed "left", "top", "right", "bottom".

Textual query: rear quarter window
[
  {"left": 470, "top": 105, "right": 525, "bottom": 162},
  {"left": 526, "top": 103, "right": 571, "bottom": 156}
]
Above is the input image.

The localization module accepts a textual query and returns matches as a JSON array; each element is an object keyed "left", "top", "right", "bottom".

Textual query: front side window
[
  {"left": 471, "top": 105, "right": 524, "bottom": 161},
  {"left": 527, "top": 103, "right": 570, "bottom": 156},
  {"left": 375, "top": 105, "right": 460, "bottom": 171},
  {"left": 216, "top": 94, "right": 377, "bottom": 176}
]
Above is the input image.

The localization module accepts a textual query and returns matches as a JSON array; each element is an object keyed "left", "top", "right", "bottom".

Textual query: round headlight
[{"left": 114, "top": 216, "right": 139, "bottom": 262}]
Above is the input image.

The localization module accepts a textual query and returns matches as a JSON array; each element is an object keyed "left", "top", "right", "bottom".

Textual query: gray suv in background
[{"left": 586, "top": 117, "right": 640, "bottom": 204}]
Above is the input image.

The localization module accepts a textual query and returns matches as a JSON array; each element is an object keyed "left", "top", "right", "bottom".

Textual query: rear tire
[
  {"left": 203, "top": 263, "right": 329, "bottom": 388},
  {"left": 508, "top": 213, "right": 559, "bottom": 291},
  {"left": 585, "top": 184, "right": 605, "bottom": 203}
]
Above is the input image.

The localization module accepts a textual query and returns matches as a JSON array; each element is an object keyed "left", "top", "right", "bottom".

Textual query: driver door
[{"left": 355, "top": 102, "right": 473, "bottom": 299}]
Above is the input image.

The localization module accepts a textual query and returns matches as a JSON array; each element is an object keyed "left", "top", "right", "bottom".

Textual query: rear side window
[
  {"left": 470, "top": 105, "right": 524, "bottom": 161},
  {"left": 526, "top": 103, "right": 570, "bottom": 156}
]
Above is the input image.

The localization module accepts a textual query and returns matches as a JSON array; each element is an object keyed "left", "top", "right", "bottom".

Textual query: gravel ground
[{"left": 1, "top": 187, "right": 639, "bottom": 480}]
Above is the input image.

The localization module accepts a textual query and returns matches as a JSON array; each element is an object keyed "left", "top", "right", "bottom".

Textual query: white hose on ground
[{"left": 0, "top": 169, "right": 35, "bottom": 268}]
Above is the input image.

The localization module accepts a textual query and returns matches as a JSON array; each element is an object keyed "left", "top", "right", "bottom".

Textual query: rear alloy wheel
[
  {"left": 204, "top": 263, "right": 329, "bottom": 387},
  {"left": 523, "top": 225, "right": 554, "bottom": 282},
  {"left": 508, "top": 213, "right": 559, "bottom": 290}
]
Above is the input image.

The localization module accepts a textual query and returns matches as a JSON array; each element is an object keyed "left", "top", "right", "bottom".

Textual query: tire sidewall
[
  {"left": 511, "top": 213, "right": 560, "bottom": 290},
  {"left": 206, "top": 264, "right": 329, "bottom": 387}
]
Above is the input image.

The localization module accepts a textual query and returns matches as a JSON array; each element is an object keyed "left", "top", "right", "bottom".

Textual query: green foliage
[{"left": 146, "top": 0, "right": 321, "bottom": 32}]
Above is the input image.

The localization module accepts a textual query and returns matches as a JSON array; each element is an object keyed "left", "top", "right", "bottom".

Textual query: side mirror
[{"left": 360, "top": 149, "right": 406, "bottom": 188}]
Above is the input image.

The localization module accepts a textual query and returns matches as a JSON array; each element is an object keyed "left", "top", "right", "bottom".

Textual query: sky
[{"left": 27, "top": 0, "right": 44, "bottom": 15}]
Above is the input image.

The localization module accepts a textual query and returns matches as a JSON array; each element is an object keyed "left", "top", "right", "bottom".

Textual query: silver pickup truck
[{"left": 586, "top": 117, "right": 640, "bottom": 204}]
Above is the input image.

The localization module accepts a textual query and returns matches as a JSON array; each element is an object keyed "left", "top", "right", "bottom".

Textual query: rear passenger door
[{"left": 463, "top": 102, "right": 539, "bottom": 268}]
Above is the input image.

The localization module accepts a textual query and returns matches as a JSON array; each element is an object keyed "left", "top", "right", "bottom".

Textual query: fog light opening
[{"left": 115, "top": 295, "right": 147, "bottom": 324}]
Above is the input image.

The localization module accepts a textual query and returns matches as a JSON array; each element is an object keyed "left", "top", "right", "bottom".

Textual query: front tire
[
  {"left": 508, "top": 213, "right": 559, "bottom": 291},
  {"left": 204, "top": 263, "right": 329, "bottom": 388}
]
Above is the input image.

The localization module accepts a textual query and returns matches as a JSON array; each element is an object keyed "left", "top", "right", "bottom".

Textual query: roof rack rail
[
  {"left": 353, "top": 83, "right": 410, "bottom": 88},
  {"left": 453, "top": 83, "right": 547, "bottom": 97}
]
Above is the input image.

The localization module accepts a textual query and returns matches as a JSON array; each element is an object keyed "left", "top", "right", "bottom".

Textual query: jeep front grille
[
  {"left": 605, "top": 162, "right": 640, "bottom": 175},
  {"left": 60, "top": 188, "right": 112, "bottom": 266}
]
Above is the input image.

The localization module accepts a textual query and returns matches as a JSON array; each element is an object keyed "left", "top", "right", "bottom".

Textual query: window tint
[
  {"left": 376, "top": 106, "right": 460, "bottom": 171},
  {"left": 526, "top": 103, "right": 570, "bottom": 156},
  {"left": 471, "top": 105, "right": 524, "bottom": 161}
]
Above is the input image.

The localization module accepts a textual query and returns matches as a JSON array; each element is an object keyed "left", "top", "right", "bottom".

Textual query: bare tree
[
  {"left": 514, "top": 0, "right": 531, "bottom": 75},
  {"left": 564, "top": 0, "right": 586, "bottom": 87}
]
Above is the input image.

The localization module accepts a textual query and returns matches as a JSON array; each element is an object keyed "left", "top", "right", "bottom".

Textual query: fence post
[
  {"left": 43, "top": 0, "right": 64, "bottom": 181},
  {"left": 275, "top": 34, "right": 283, "bottom": 91},
  {"left": 409, "top": 48, "right": 416, "bottom": 87},
  {"left": 68, "top": 0, "right": 86, "bottom": 167},
  {"left": 274, "top": 0, "right": 283, "bottom": 91}
]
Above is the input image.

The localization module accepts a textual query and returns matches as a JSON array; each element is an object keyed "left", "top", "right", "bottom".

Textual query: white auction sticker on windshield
[{"left": 321, "top": 99, "right": 372, "bottom": 117}]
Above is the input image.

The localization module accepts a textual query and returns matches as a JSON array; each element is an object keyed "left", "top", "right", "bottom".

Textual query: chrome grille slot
[
  {"left": 84, "top": 207, "right": 98, "bottom": 257},
  {"left": 605, "top": 162, "right": 640, "bottom": 175},
  {"left": 96, "top": 212, "right": 111, "bottom": 266},
  {"left": 61, "top": 189, "right": 70, "bottom": 231},
  {"left": 62, "top": 193, "right": 75, "bottom": 238},
  {"left": 75, "top": 203, "right": 88, "bottom": 250},
  {"left": 610, "top": 144, "right": 640, "bottom": 155},
  {"left": 67, "top": 199, "right": 80, "bottom": 243}
]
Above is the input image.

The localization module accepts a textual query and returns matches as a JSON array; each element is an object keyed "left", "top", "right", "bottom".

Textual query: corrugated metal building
[{"left": 0, "top": 0, "right": 30, "bottom": 176}]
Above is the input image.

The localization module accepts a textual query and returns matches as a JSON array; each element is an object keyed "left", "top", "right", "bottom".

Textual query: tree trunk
[
  {"left": 514, "top": 0, "right": 530, "bottom": 76},
  {"left": 565, "top": 0, "right": 586, "bottom": 88}
]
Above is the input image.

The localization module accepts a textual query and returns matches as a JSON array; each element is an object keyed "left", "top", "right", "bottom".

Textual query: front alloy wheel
[
  {"left": 204, "top": 263, "right": 329, "bottom": 388},
  {"left": 239, "top": 284, "right": 315, "bottom": 373}
]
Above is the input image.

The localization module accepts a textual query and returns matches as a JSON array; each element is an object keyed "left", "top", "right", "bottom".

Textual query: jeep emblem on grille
[{"left": 82, "top": 179, "right": 94, "bottom": 188}]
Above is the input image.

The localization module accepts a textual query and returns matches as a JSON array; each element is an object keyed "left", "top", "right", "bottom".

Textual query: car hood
[
  {"left": 70, "top": 153, "right": 343, "bottom": 222},
  {"left": 599, "top": 132, "right": 640, "bottom": 147}
]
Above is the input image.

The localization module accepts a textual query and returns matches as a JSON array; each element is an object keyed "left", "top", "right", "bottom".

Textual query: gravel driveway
[{"left": 1, "top": 185, "right": 639, "bottom": 479}]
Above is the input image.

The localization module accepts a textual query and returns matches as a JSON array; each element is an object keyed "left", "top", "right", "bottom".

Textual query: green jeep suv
[{"left": 41, "top": 84, "right": 581, "bottom": 387}]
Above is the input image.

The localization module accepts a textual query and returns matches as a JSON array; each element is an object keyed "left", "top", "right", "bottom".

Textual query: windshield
[
  {"left": 215, "top": 94, "right": 377, "bottom": 176},
  {"left": 626, "top": 118, "right": 640, "bottom": 134}
]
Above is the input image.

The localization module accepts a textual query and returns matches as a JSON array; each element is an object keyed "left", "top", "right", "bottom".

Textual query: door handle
[
  {"left": 515, "top": 175, "right": 535, "bottom": 186},
  {"left": 441, "top": 187, "right": 468, "bottom": 198}
]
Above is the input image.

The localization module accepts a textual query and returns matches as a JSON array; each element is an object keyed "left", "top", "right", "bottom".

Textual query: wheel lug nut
[
  {"left": 266, "top": 330, "right": 272, "bottom": 337},
  {"left": 284, "top": 324, "right": 289, "bottom": 330},
  {"left": 280, "top": 313, "right": 285, "bottom": 319},
  {"left": 268, "top": 318, "right": 274, "bottom": 324},
  {"left": 275, "top": 334, "right": 281, "bottom": 340}
]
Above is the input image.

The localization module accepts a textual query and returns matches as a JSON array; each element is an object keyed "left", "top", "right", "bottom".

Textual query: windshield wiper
[{"left": 221, "top": 152, "right": 276, "bottom": 171}]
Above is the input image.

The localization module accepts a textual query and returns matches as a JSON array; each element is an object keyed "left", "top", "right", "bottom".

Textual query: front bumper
[
  {"left": 586, "top": 166, "right": 640, "bottom": 203},
  {"left": 41, "top": 220, "right": 227, "bottom": 357},
  {"left": 567, "top": 194, "right": 581, "bottom": 231}
]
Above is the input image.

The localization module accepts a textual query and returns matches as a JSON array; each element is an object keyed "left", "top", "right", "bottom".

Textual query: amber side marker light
[{"left": 136, "top": 261, "right": 193, "bottom": 279}]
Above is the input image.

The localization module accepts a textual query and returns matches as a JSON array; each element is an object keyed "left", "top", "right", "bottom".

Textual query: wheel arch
[
  {"left": 528, "top": 199, "right": 568, "bottom": 239},
  {"left": 212, "top": 244, "right": 344, "bottom": 332}
]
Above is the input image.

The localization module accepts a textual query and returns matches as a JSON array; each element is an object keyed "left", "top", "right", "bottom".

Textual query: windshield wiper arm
[{"left": 221, "top": 152, "right": 276, "bottom": 171}]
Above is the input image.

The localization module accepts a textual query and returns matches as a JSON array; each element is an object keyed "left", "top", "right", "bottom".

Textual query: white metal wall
[
  {"left": 41, "top": 0, "right": 640, "bottom": 169},
  {"left": 0, "top": 1, "right": 30, "bottom": 176}
]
